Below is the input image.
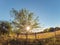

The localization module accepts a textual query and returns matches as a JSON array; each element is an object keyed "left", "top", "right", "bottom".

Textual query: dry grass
[
  {"left": 9, "top": 30, "right": 60, "bottom": 39},
  {"left": 0, "top": 30, "right": 60, "bottom": 45}
]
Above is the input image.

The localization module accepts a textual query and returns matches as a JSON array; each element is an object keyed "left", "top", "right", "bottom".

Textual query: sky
[{"left": 0, "top": 0, "right": 60, "bottom": 29}]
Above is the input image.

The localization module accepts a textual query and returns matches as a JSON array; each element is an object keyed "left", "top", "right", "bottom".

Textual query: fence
[{"left": 11, "top": 30, "right": 60, "bottom": 40}]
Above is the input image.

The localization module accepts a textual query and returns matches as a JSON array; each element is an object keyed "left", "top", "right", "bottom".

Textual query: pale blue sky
[{"left": 0, "top": 0, "right": 60, "bottom": 28}]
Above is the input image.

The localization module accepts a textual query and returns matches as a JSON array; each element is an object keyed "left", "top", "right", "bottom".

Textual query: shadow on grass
[{"left": 2, "top": 39, "right": 43, "bottom": 45}]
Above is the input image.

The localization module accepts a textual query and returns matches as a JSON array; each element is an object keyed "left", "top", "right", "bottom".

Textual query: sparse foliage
[{"left": 11, "top": 8, "right": 40, "bottom": 33}]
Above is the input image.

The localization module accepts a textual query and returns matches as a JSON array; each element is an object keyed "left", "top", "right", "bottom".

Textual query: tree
[
  {"left": 0, "top": 21, "right": 12, "bottom": 35},
  {"left": 48, "top": 27, "right": 55, "bottom": 32},
  {"left": 55, "top": 27, "right": 60, "bottom": 31},
  {"left": 11, "top": 8, "right": 40, "bottom": 33},
  {"left": 10, "top": 8, "right": 40, "bottom": 39},
  {"left": 43, "top": 27, "right": 55, "bottom": 32}
]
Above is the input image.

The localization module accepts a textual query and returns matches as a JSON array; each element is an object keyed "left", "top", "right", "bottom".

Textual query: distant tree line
[{"left": 43, "top": 27, "right": 60, "bottom": 33}]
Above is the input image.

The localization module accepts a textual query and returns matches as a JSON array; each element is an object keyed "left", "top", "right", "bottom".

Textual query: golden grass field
[
  {"left": 9, "top": 30, "right": 60, "bottom": 40},
  {"left": 0, "top": 30, "right": 60, "bottom": 45}
]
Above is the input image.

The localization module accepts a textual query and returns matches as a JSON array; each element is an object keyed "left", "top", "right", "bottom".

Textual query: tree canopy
[
  {"left": 0, "top": 21, "right": 12, "bottom": 35},
  {"left": 10, "top": 8, "right": 40, "bottom": 33},
  {"left": 43, "top": 27, "right": 60, "bottom": 33}
]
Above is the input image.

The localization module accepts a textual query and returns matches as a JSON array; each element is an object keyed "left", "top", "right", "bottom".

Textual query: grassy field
[
  {"left": 11, "top": 30, "right": 60, "bottom": 39},
  {"left": 0, "top": 30, "right": 60, "bottom": 45}
]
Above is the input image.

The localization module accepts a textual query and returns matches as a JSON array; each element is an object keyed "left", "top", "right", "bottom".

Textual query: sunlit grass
[
  {"left": 7, "top": 30, "right": 60, "bottom": 39},
  {"left": 0, "top": 30, "right": 60, "bottom": 45}
]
